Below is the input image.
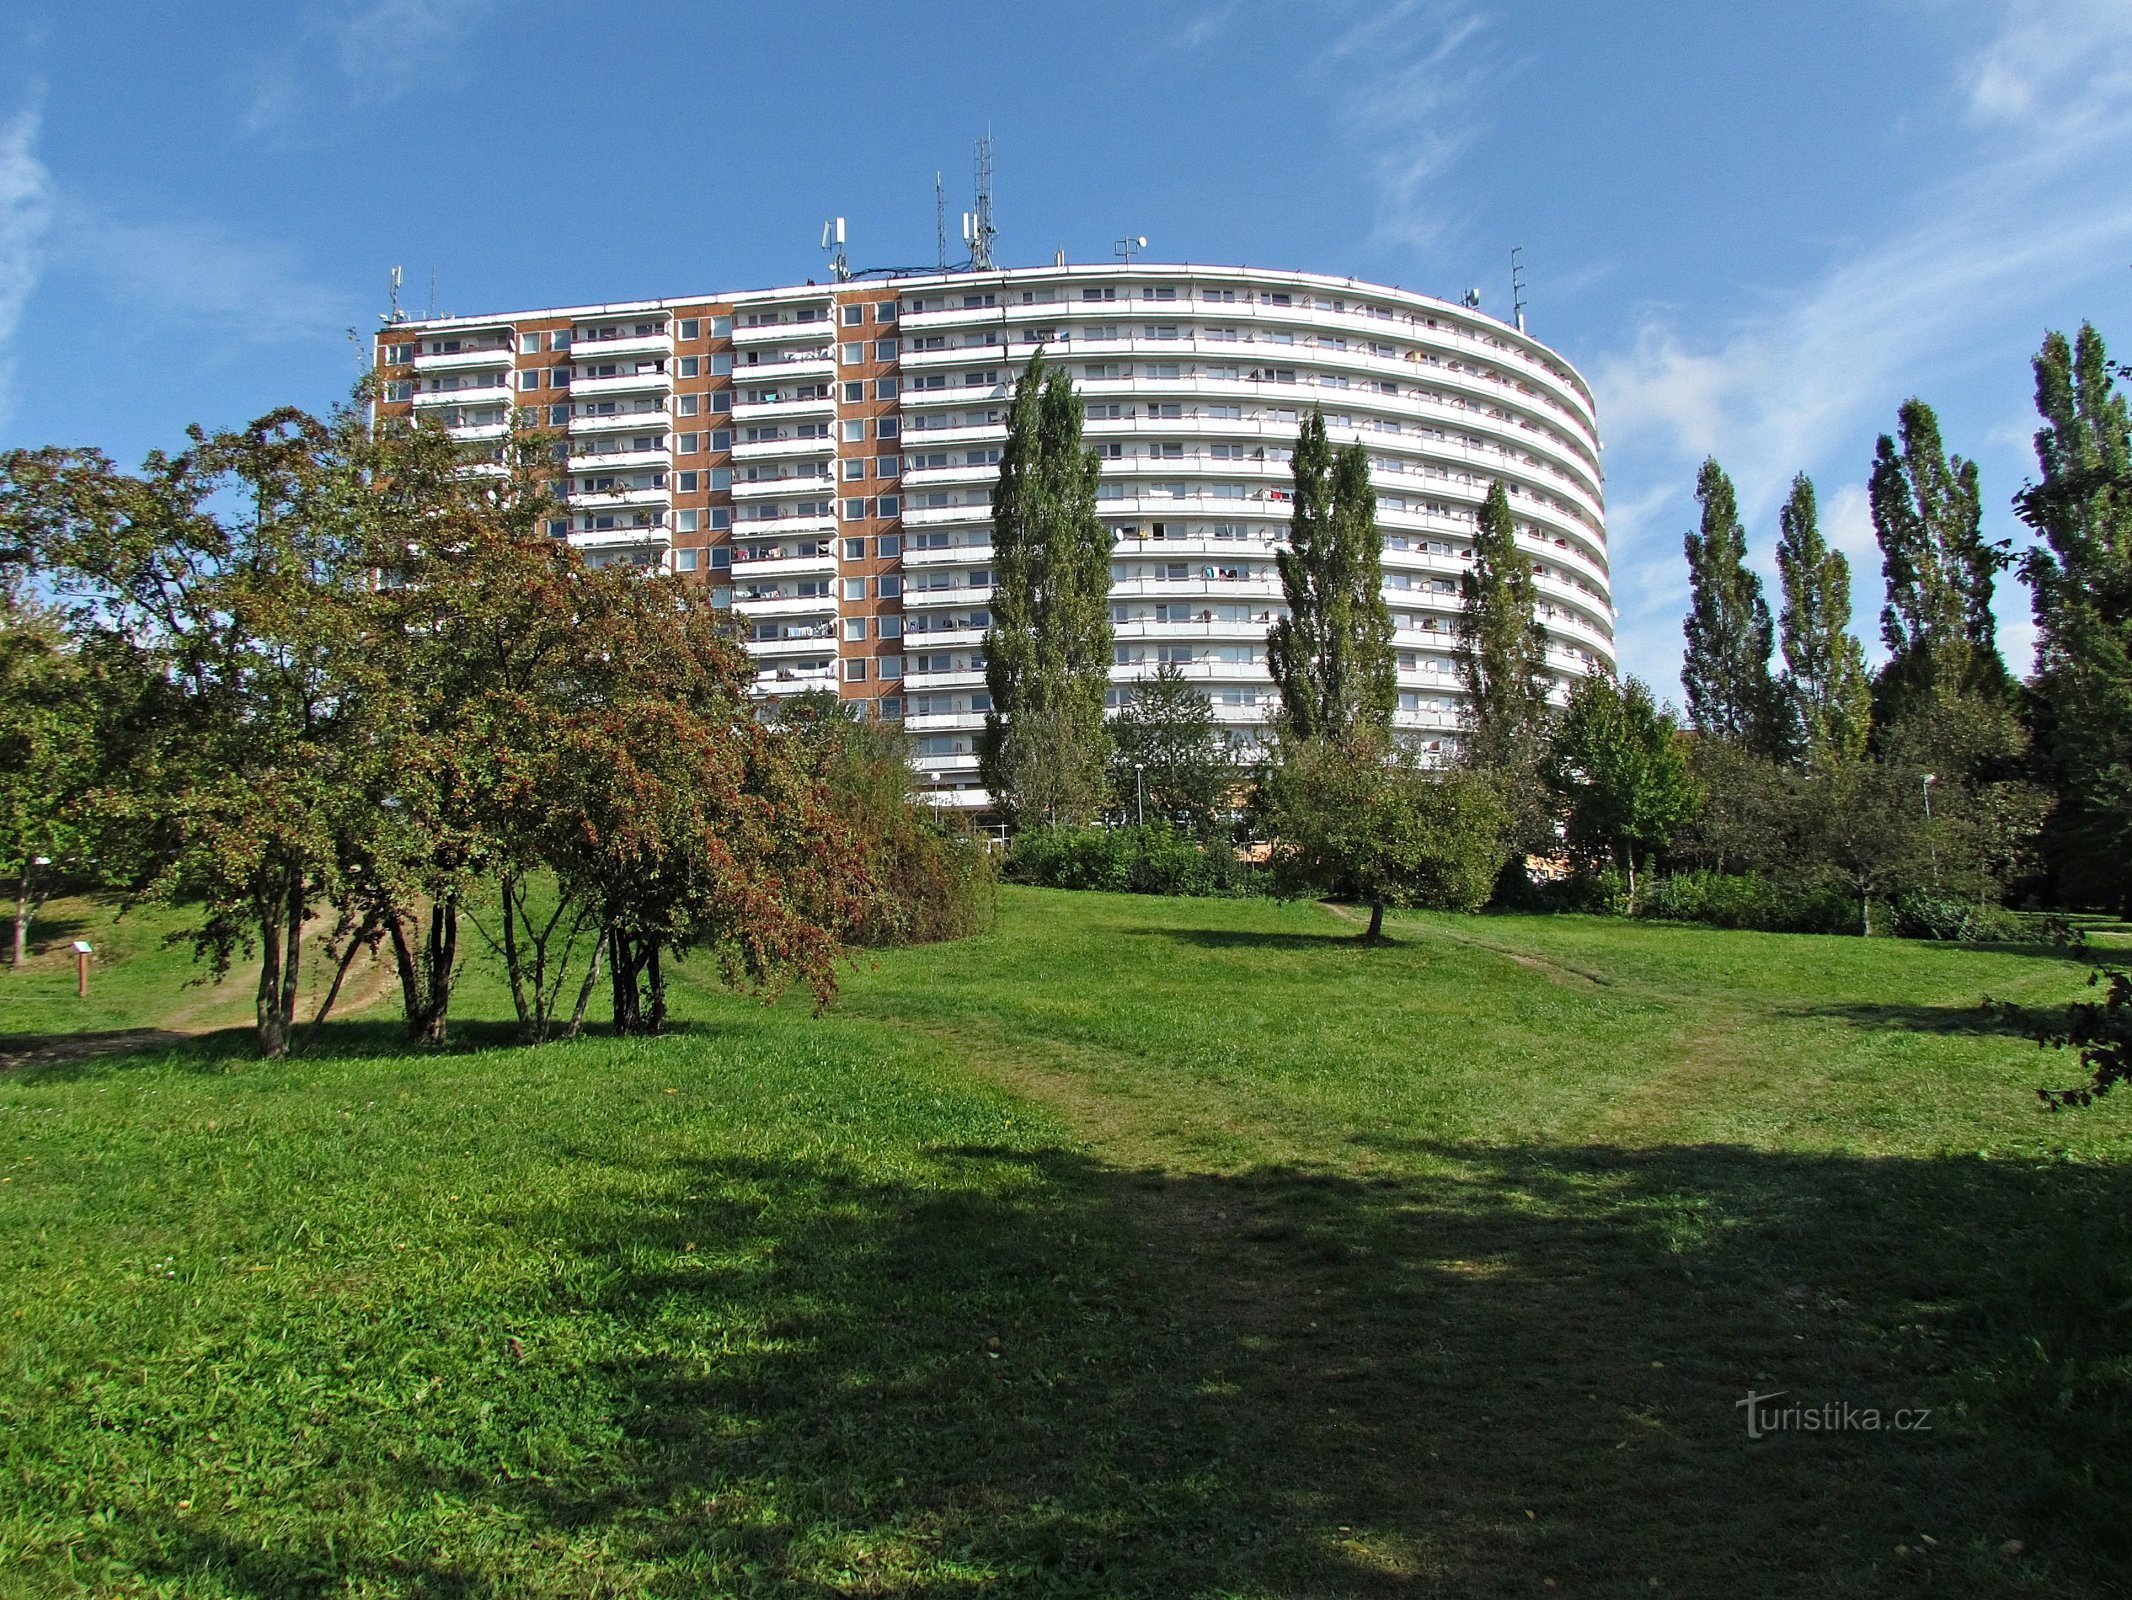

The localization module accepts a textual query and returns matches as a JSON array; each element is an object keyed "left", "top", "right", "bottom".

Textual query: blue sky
[{"left": 4, "top": 0, "right": 2130, "bottom": 695}]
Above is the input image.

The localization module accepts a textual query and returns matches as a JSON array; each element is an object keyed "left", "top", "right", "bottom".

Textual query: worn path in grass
[{"left": 0, "top": 888, "right": 2125, "bottom": 1598}]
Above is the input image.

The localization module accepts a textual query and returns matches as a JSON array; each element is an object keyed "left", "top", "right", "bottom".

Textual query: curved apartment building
[{"left": 374, "top": 263, "right": 1612, "bottom": 807}]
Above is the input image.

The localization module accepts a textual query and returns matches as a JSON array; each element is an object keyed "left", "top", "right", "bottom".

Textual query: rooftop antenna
[
  {"left": 934, "top": 172, "right": 947, "bottom": 272},
  {"left": 819, "top": 216, "right": 849, "bottom": 282},
  {"left": 970, "top": 131, "right": 997, "bottom": 271},
  {"left": 383, "top": 264, "right": 405, "bottom": 325},
  {"left": 1462, "top": 287, "right": 1482, "bottom": 310},
  {"left": 1115, "top": 233, "right": 1148, "bottom": 264},
  {"left": 427, "top": 266, "right": 436, "bottom": 319},
  {"left": 1511, "top": 245, "right": 1527, "bottom": 333}
]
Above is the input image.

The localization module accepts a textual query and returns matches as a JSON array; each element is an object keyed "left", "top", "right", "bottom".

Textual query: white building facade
[{"left": 376, "top": 263, "right": 1612, "bottom": 808}]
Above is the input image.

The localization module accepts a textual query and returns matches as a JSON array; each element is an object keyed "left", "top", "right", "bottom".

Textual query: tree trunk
[
  {"left": 499, "top": 872, "right": 534, "bottom": 1035},
  {"left": 11, "top": 864, "right": 29, "bottom": 968},
  {"left": 646, "top": 940, "right": 666, "bottom": 1035},
  {"left": 1364, "top": 899, "right": 1385, "bottom": 942},
  {"left": 1624, "top": 845, "right": 1638, "bottom": 917},
  {"left": 386, "top": 898, "right": 459, "bottom": 1046},
  {"left": 255, "top": 893, "right": 287, "bottom": 1058},
  {"left": 609, "top": 927, "right": 645, "bottom": 1036}
]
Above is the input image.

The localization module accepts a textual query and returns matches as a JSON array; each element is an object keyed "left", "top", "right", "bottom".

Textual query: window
[
  {"left": 547, "top": 404, "right": 568, "bottom": 426},
  {"left": 876, "top": 416, "right": 899, "bottom": 439},
  {"left": 875, "top": 302, "right": 897, "bottom": 322},
  {"left": 710, "top": 467, "right": 731, "bottom": 489},
  {"left": 678, "top": 394, "right": 700, "bottom": 416},
  {"left": 679, "top": 356, "right": 699, "bottom": 378},
  {"left": 841, "top": 419, "right": 864, "bottom": 443},
  {"left": 844, "top": 458, "right": 867, "bottom": 481},
  {"left": 710, "top": 507, "right": 731, "bottom": 529},
  {"left": 711, "top": 391, "right": 731, "bottom": 413},
  {"left": 874, "top": 339, "right": 898, "bottom": 362},
  {"left": 876, "top": 453, "right": 900, "bottom": 478},
  {"left": 878, "top": 656, "right": 902, "bottom": 680},
  {"left": 843, "top": 382, "right": 864, "bottom": 403},
  {"left": 877, "top": 573, "right": 903, "bottom": 598},
  {"left": 843, "top": 305, "right": 864, "bottom": 325},
  {"left": 674, "top": 547, "right": 699, "bottom": 571},
  {"left": 675, "top": 509, "right": 699, "bottom": 533},
  {"left": 841, "top": 342, "right": 863, "bottom": 365},
  {"left": 875, "top": 377, "right": 899, "bottom": 399},
  {"left": 518, "top": 333, "right": 539, "bottom": 354},
  {"left": 844, "top": 659, "right": 868, "bottom": 682},
  {"left": 677, "top": 471, "right": 698, "bottom": 492},
  {"left": 842, "top": 578, "right": 866, "bottom": 601},
  {"left": 551, "top": 331, "right": 571, "bottom": 351},
  {"left": 876, "top": 495, "right": 899, "bottom": 518},
  {"left": 876, "top": 534, "right": 901, "bottom": 558},
  {"left": 679, "top": 319, "right": 699, "bottom": 341},
  {"left": 843, "top": 498, "right": 866, "bottom": 521},
  {"left": 710, "top": 429, "right": 731, "bottom": 451},
  {"left": 678, "top": 432, "right": 699, "bottom": 454},
  {"left": 519, "top": 371, "right": 540, "bottom": 391},
  {"left": 843, "top": 617, "right": 868, "bottom": 641},
  {"left": 877, "top": 615, "right": 902, "bottom": 640},
  {"left": 545, "top": 518, "right": 570, "bottom": 539}
]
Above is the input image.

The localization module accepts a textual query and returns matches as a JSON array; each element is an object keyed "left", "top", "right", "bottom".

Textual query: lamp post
[
  {"left": 1133, "top": 762, "right": 1145, "bottom": 828},
  {"left": 1922, "top": 772, "right": 1938, "bottom": 886}
]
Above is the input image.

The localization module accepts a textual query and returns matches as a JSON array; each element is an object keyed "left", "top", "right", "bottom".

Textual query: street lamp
[
  {"left": 1922, "top": 772, "right": 1938, "bottom": 886},
  {"left": 1133, "top": 762, "right": 1145, "bottom": 828}
]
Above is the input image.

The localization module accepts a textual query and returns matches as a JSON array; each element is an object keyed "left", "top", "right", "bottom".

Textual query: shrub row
[{"left": 1004, "top": 824, "right": 1266, "bottom": 898}]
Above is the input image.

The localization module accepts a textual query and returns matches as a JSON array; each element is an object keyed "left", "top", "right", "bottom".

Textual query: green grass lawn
[{"left": 1, "top": 889, "right": 2127, "bottom": 1597}]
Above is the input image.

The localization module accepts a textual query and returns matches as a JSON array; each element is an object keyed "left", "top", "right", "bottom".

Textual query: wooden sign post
[{"left": 71, "top": 940, "right": 92, "bottom": 999}]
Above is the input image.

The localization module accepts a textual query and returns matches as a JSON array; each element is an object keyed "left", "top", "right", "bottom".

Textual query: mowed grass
[{"left": 0, "top": 888, "right": 2127, "bottom": 1597}]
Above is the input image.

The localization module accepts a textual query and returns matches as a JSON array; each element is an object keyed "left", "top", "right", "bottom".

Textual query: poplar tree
[
  {"left": 2017, "top": 323, "right": 2132, "bottom": 906},
  {"left": 1870, "top": 397, "right": 2008, "bottom": 713},
  {"left": 1266, "top": 407, "right": 1396, "bottom": 740},
  {"left": 979, "top": 351, "right": 1114, "bottom": 826},
  {"left": 1774, "top": 473, "right": 1871, "bottom": 769},
  {"left": 1681, "top": 457, "right": 1781, "bottom": 751},
  {"left": 1455, "top": 481, "right": 1553, "bottom": 845}
]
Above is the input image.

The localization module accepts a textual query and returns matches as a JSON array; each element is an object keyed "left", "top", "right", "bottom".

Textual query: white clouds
[
  {"left": 0, "top": 96, "right": 54, "bottom": 426},
  {"left": 1590, "top": 0, "right": 2132, "bottom": 689},
  {"left": 52, "top": 205, "right": 350, "bottom": 346},
  {"left": 1322, "top": 1, "right": 1497, "bottom": 253},
  {"left": 1962, "top": 0, "right": 2132, "bottom": 137},
  {"left": 334, "top": 0, "right": 499, "bottom": 99}
]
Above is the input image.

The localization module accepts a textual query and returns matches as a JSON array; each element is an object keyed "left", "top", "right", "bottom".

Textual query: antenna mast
[
  {"left": 935, "top": 172, "right": 947, "bottom": 272},
  {"left": 820, "top": 217, "right": 849, "bottom": 283},
  {"left": 384, "top": 264, "right": 405, "bottom": 325},
  {"left": 1511, "top": 245, "right": 1527, "bottom": 333},
  {"left": 970, "top": 132, "right": 997, "bottom": 271},
  {"left": 427, "top": 266, "right": 436, "bottom": 319}
]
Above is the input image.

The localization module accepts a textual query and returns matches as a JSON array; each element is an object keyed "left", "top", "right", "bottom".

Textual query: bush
[
  {"left": 855, "top": 815, "right": 999, "bottom": 946},
  {"left": 1891, "top": 890, "right": 2027, "bottom": 944},
  {"left": 1533, "top": 868, "right": 1859, "bottom": 934},
  {"left": 1005, "top": 824, "right": 1265, "bottom": 898}
]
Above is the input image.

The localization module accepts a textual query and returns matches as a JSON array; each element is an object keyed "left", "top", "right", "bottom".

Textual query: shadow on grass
[
  {"left": 97, "top": 1139, "right": 2116, "bottom": 1597},
  {"left": 1780, "top": 1000, "right": 2036, "bottom": 1037}
]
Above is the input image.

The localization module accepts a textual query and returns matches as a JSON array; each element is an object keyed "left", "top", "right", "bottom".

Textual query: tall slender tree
[
  {"left": 2017, "top": 323, "right": 2132, "bottom": 907},
  {"left": 1774, "top": 473, "right": 1871, "bottom": 769},
  {"left": 1455, "top": 480, "right": 1552, "bottom": 786},
  {"left": 1681, "top": 457, "right": 1782, "bottom": 752},
  {"left": 1266, "top": 407, "right": 1396, "bottom": 740},
  {"left": 979, "top": 351, "right": 1114, "bottom": 826},
  {"left": 1547, "top": 672, "right": 1701, "bottom": 914},
  {"left": 1870, "top": 396, "right": 2007, "bottom": 713}
]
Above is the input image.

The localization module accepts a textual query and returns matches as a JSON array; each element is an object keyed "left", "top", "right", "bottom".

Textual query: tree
[
  {"left": 1682, "top": 457, "right": 1783, "bottom": 753},
  {"left": 980, "top": 350, "right": 1114, "bottom": 826},
  {"left": 0, "top": 596, "right": 97, "bottom": 966},
  {"left": 1453, "top": 480, "right": 1555, "bottom": 870},
  {"left": 1547, "top": 673, "right": 1702, "bottom": 913},
  {"left": 1775, "top": 473, "right": 1872, "bottom": 771},
  {"left": 1262, "top": 733, "right": 1507, "bottom": 940},
  {"left": 1109, "top": 662, "right": 1233, "bottom": 832},
  {"left": 1, "top": 415, "right": 380, "bottom": 1058},
  {"left": 1266, "top": 408, "right": 1396, "bottom": 740},
  {"left": 2016, "top": 323, "right": 2132, "bottom": 910},
  {"left": 1870, "top": 396, "right": 2008, "bottom": 719}
]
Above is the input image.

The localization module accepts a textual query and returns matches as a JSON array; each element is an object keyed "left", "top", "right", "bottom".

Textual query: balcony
[
  {"left": 571, "top": 369, "right": 673, "bottom": 400},
  {"left": 731, "top": 469, "right": 835, "bottom": 498},
  {"left": 731, "top": 311, "right": 833, "bottom": 346},
  {"left": 730, "top": 543, "right": 836, "bottom": 577},
  {"left": 731, "top": 431, "right": 836, "bottom": 462},
  {"left": 569, "top": 484, "right": 669, "bottom": 511},
  {"left": 411, "top": 344, "right": 513, "bottom": 374},
  {"left": 750, "top": 664, "right": 839, "bottom": 694},
  {"left": 732, "top": 348, "right": 834, "bottom": 379},
  {"left": 412, "top": 380, "right": 512, "bottom": 409},
  {"left": 731, "top": 391, "right": 836, "bottom": 422},
  {"left": 731, "top": 591, "right": 838, "bottom": 619},
  {"left": 569, "top": 330, "right": 672, "bottom": 362},
  {"left": 744, "top": 627, "right": 840, "bottom": 657},
  {"left": 568, "top": 445, "right": 669, "bottom": 473},
  {"left": 571, "top": 525, "right": 670, "bottom": 554},
  {"left": 568, "top": 405, "right": 669, "bottom": 437}
]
